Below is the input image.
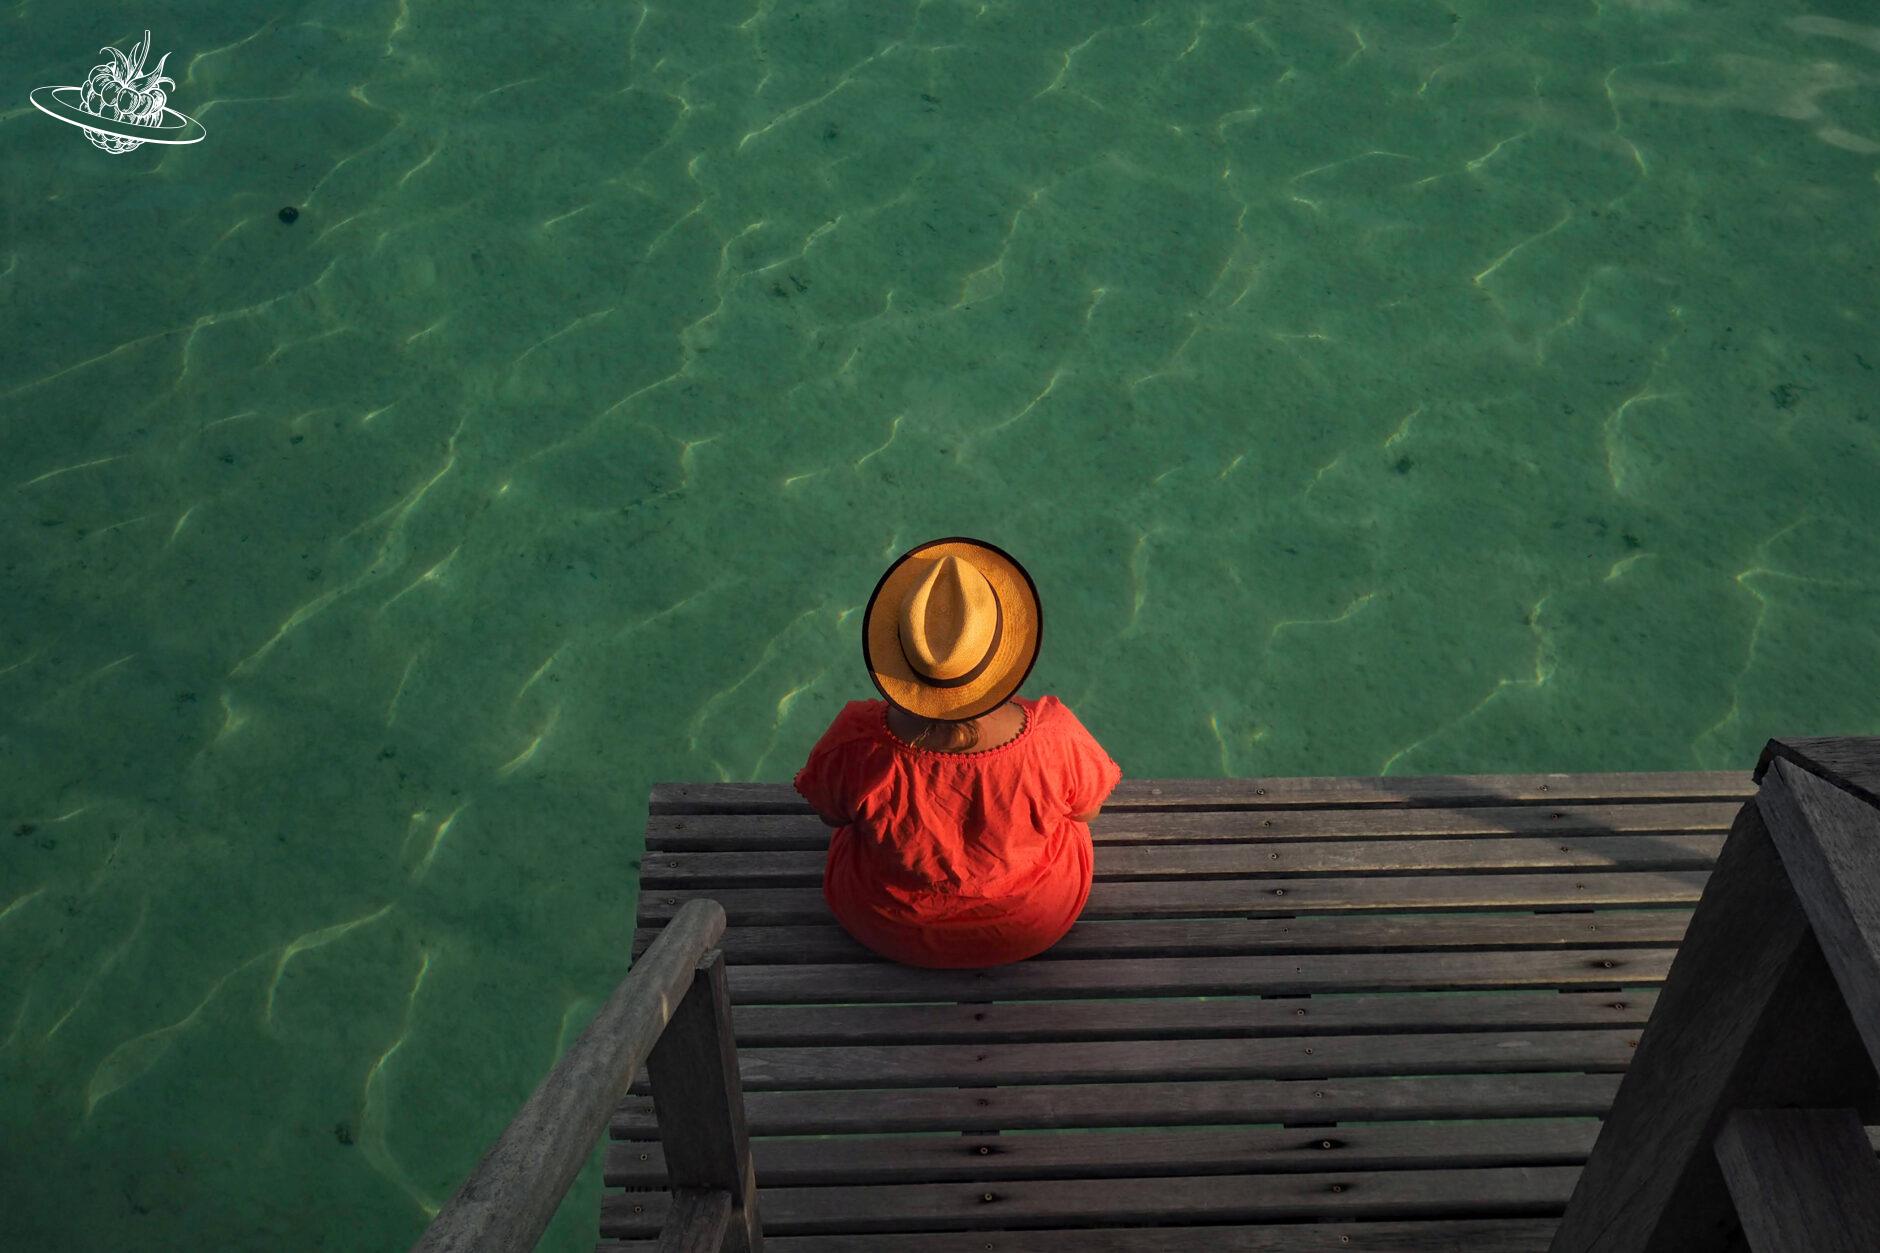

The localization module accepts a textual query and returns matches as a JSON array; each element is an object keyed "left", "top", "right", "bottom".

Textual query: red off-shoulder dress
[{"left": 792, "top": 694, "right": 1123, "bottom": 969}]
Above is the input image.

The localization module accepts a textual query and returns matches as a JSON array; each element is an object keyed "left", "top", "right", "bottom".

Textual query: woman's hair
[{"left": 909, "top": 711, "right": 984, "bottom": 752}]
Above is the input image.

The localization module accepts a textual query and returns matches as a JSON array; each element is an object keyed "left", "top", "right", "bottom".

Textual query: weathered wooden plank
[
  {"left": 627, "top": 1027, "right": 1640, "bottom": 1094},
  {"left": 643, "top": 951, "right": 759, "bottom": 1253},
  {"left": 1713, "top": 1107, "right": 1880, "bottom": 1253},
  {"left": 633, "top": 909, "right": 1695, "bottom": 965},
  {"left": 717, "top": 947, "right": 1674, "bottom": 1005},
  {"left": 715, "top": 988, "right": 1660, "bottom": 1047},
  {"left": 412, "top": 900, "right": 726, "bottom": 1253},
  {"left": 1754, "top": 736, "right": 1880, "bottom": 811},
  {"left": 608, "top": 1120, "right": 1880, "bottom": 1191},
  {"left": 639, "top": 835, "right": 1724, "bottom": 887},
  {"left": 598, "top": 1164, "right": 1581, "bottom": 1237},
  {"left": 610, "top": 1120, "right": 1594, "bottom": 1191},
  {"left": 610, "top": 1072, "right": 1625, "bottom": 1138},
  {"left": 1552, "top": 799, "right": 1880, "bottom": 1253},
  {"left": 645, "top": 802, "right": 1743, "bottom": 852},
  {"left": 651, "top": 771, "right": 1752, "bottom": 814},
  {"left": 635, "top": 871, "right": 1710, "bottom": 928},
  {"left": 652, "top": 1187, "right": 730, "bottom": 1253},
  {"left": 1758, "top": 758, "right": 1880, "bottom": 1072},
  {"left": 608, "top": 1117, "right": 1606, "bottom": 1188},
  {"left": 601, "top": 1216, "right": 1564, "bottom": 1252}
]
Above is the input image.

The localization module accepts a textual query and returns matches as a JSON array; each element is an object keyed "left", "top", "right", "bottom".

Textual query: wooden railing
[
  {"left": 411, "top": 898, "right": 762, "bottom": 1253},
  {"left": 1552, "top": 736, "right": 1880, "bottom": 1252}
]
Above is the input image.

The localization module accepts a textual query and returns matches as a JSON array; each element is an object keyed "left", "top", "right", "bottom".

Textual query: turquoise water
[{"left": 3, "top": 1, "right": 1878, "bottom": 1248}]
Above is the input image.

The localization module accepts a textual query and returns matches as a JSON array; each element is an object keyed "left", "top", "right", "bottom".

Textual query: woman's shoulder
[
  {"left": 839, "top": 699, "right": 888, "bottom": 738},
  {"left": 1033, "top": 693, "right": 1089, "bottom": 727},
  {"left": 1039, "top": 697, "right": 1112, "bottom": 754},
  {"left": 1022, "top": 693, "right": 1065, "bottom": 728}
]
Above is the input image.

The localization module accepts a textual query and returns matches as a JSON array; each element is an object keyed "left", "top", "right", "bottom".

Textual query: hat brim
[{"left": 864, "top": 537, "right": 1041, "bottom": 721}]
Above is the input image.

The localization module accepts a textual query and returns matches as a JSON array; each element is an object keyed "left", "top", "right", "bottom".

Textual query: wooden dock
[
  {"left": 411, "top": 737, "right": 1880, "bottom": 1253},
  {"left": 596, "top": 765, "right": 1774, "bottom": 1250}
]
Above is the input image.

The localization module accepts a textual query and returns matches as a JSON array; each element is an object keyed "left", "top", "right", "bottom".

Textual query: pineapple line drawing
[{"left": 31, "top": 29, "right": 206, "bottom": 155}]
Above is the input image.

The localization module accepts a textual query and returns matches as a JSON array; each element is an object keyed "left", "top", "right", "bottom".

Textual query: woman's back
[{"left": 796, "top": 694, "right": 1122, "bottom": 967}]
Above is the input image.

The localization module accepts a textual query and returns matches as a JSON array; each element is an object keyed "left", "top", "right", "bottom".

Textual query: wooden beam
[
  {"left": 602, "top": 1217, "right": 1565, "bottom": 1252},
  {"left": 1754, "top": 737, "right": 1880, "bottom": 810},
  {"left": 609, "top": 1120, "right": 1880, "bottom": 1191},
  {"left": 636, "top": 871, "right": 1712, "bottom": 927},
  {"left": 715, "top": 945, "right": 1678, "bottom": 1004},
  {"left": 1756, "top": 757, "right": 1880, "bottom": 1071},
  {"left": 654, "top": 1188, "right": 731, "bottom": 1253},
  {"left": 713, "top": 985, "right": 1656, "bottom": 1048},
  {"left": 638, "top": 834, "right": 1724, "bottom": 886},
  {"left": 1713, "top": 1107, "right": 1880, "bottom": 1252},
  {"left": 610, "top": 1118, "right": 1604, "bottom": 1188},
  {"left": 1549, "top": 800, "right": 1880, "bottom": 1253},
  {"left": 652, "top": 771, "right": 1753, "bottom": 814},
  {"left": 634, "top": 909, "right": 1696, "bottom": 965},
  {"left": 629, "top": 1027, "right": 1641, "bottom": 1093},
  {"left": 645, "top": 949, "right": 762, "bottom": 1253},
  {"left": 1551, "top": 800, "right": 1805, "bottom": 1251},
  {"left": 614, "top": 1071, "right": 1626, "bottom": 1138},
  {"left": 410, "top": 899, "right": 725, "bottom": 1253},
  {"left": 602, "top": 1163, "right": 1581, "bottom": 1238},
  {"left": 643, "top": 800, "right": 1744, "bottom": 853}
]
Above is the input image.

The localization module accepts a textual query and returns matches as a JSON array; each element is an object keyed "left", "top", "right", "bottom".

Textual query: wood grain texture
[
  {"left": 609, "top": 1118, "right": 1608, "bottom": 1188},
  {"left": 705, "top": 986, "right": 1659, "bottom": 1047},
  {"left": 652, "top": 1189, "right": 730, "bottom": 1253},
  {"left": 1757, "top": 757, "right": 1880, "bottom": 1072},
  {"left": 1754, "top": 737, "right": 1880, "bottom": 811},
  {"left": 608, "top": 1122, "right": 1880, "bottom": 1191},
  {"left": 714, "top": 946, "right": 1676, "bottom": 1004},
  {"left": 644, "top": 802, "right": 1743, "bottom": 852},
  {"left": 639, "top": 835, "right": 1723, "bottom": 886},
  {"left": 633, "top": 909, "right": 1694, "bottom": 965},
  {"left": 602, "top": 1217, "right": 1566, "bottom": 1252},
  {"left": 1712, "top": 1107, "right": 1880, "bottom": 1253},
  {"left": 1550, "top": 799, "right": 1880, "bottom": 1253},
  {"left": 411, "top": 900, "right": 724, "bottom": 1253},
  {"left": 592, "top": 770, "right": 1812, "bottom": 1250},
  {"left": 654, "top": 772, "right": 1753, "bottom": 814},
  {"left": 627, "top": 1027, "right": 1642, "bottom": 1094},
  {"left": 611, "top": 1072, "right": 1626, "bottom": 1138},
  {"left": 636, "top": 872, "right": 1711, "bottom": 927},
  {"left": 644, "top": 950, "right": 761, "bottom": 1253},
  {"left": 600, "top": 1165, "right": 1580, "bottom": 1238}
]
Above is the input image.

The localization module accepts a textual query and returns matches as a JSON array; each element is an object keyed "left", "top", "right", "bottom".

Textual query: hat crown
[{"left": 897, "top": 554, "right": 998, "bottom": 681}]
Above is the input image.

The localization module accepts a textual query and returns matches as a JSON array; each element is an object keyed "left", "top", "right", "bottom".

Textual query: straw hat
[{"left": 863, "top": 537, "right": 1042, "bottom": 722}]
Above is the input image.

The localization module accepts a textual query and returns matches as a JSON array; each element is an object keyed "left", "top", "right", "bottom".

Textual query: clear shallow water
[{"left": 2, "top": 0, "right": 1877, "bottom": 1248}]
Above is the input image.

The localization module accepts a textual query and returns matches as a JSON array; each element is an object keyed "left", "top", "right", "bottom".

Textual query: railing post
[
  {"left": 1752, "top": 747, "right": 1880, "bottom": 1068},
  {"left": 411, "top": 898, "right": 726, "bottom": 1253},
  {"left": 646, "top": 948, "right": 762, "bottom": 1253},
  {"left": 1550, "top": 738, "right": 1880, "bottom": 1252}
]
